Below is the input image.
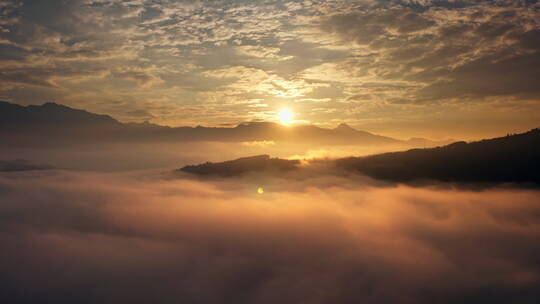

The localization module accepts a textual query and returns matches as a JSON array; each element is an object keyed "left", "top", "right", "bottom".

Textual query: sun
[{"left": 278, "top": 109, "right": 294, "bottom": 125}]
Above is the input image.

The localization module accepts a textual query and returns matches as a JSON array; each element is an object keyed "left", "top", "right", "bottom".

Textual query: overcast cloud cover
[
  {"left": 1, "top": 169, "right": 540, "bottom": 303},
  {"left": 1, "top": 0, "right": 539, "bottom": 138}
]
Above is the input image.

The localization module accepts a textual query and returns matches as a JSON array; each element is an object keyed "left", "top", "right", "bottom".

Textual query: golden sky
[{"left": 1, "top": 0, "right": 539, "bottom": 140}]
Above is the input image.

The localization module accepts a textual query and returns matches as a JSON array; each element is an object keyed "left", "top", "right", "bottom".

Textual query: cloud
[
  {"left": 0, "top": 0, "right": 539, "bottom": 138},
  {"left": 0, "top": 169, "right": 539, "bottom": 303},
  {"left": 202, "top": 65, "right": 325, "bottom": 98},
  {"left": 321, "top": 1, "right": 540, "bottom": 102}
]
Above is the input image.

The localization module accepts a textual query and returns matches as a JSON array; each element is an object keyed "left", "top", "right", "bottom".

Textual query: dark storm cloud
[{"left": 0, "top": 170, "right": 539, "bottom": 303}]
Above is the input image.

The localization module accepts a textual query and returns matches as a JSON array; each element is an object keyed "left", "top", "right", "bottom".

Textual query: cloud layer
[
  {"left": 1, "top": 169, "right": 539, "bottom": 303},
  {"left": 0, "top": 0, "right": 539, "bottom": 138}
]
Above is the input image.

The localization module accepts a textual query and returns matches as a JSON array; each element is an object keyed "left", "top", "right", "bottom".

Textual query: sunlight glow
[
  {"left": 278, "top": 109, "right": 294, "bottom": 125},
  {"left": 257, "top": 187, "right": 264, "bottom": 194}
]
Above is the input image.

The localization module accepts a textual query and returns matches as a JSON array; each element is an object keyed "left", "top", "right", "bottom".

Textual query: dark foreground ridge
[
  {"left": 338, "top": 128, "right": 540, "bottom": 185},
  {"left": 0, "top": 159, "right": 53, "bottom": 172},
  {"left": 182, "top": 128, "right": 540, "bottom": 185},
  {"left": 180, "top": 155, "right": 300, "bottom": 177}
]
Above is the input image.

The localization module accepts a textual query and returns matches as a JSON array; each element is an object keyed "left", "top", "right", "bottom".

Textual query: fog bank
[{"left": 1, "top": 170, "right": 539, "bottom": 303}]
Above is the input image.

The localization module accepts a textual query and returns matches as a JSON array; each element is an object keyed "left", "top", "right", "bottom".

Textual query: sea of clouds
[{"left": 1, "top": 169, "right": 539, "bottom": 303}]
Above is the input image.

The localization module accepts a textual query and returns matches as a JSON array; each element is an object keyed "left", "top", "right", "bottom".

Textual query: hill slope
[
  {"left": 180, "top": 155, "right": 300, "bottom": 177},
  {"left": 180, "top": 129, "right": 540, "bottom": 185},
  {"left": 336, "top": 128, "right": 540, "bottom": 184},
  {"left": 0, "top": 159, "right": 53, "bottom": 172}
]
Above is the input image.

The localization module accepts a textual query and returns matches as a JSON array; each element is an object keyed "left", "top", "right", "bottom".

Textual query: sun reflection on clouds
[{"left": 241, "top": 140, "right": 276, "bottom": 147}]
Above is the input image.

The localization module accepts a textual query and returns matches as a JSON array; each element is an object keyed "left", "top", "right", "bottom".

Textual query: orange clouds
[
  {"left": 1, "top": 1, "right": 539, "bottom": 138},
  {"left": 0, "top": 169, "right": 539, "bottom": 303}
]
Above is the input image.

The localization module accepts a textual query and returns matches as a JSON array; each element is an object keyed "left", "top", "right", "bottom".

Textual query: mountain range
[
  {"left": 0, "top": 101, "right": 449, "bottom": 147},
  {"left": 180, "top": 128, "right": 540, "bottom": 186}
]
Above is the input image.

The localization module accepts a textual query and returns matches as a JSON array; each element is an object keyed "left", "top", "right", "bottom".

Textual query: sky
[{"left": 1, "top": 0, "right": 539, "bottom": 139}]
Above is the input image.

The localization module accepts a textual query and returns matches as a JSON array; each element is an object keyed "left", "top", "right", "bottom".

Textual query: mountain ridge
[
  {"left": 179, "top": 128, "right": 540, "bottom": 185},
  {"left": 336, "top": 127, "right": 540, "bottom": 184},
  {"left": 0, "top": 101, "right": 449, "bottom": 147}
]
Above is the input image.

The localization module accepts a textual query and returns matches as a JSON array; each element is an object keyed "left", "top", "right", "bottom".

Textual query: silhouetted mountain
[
  {"left": 0, "top": 101, "right": 120, "bottom": 127},
  {"left": 0, "top": 101, "right": 445, "bottom": 147},
  {"left": 1, "top": 101, "right": 126, "bottom": 146},
  {"left": 336, "top": 128, "right": 540, "bottom": 185},
  {"left": 334, "top": 123, "right": 357, "bottom": 132},
  {"left": 181, "top": 129, "right": 540, "bottom": 185},
  {"left": 0, "top": 159, "right": 53, "bottom": 172},
  {"left": 180, "top": 155, "right": 300, "bottom": 177}
]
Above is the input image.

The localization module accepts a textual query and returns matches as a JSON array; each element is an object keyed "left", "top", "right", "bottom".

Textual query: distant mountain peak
[
  {"left": 41, "top": 101, "right": 71, "bottom": 109},
  {"left": 335, "top": 123, "right": 356, "bottom": 132},
  {"left": 0, "top": 100, "right": 120, "bottom": 127},
  {"left": 0, "top": 100, "right": 424, "bottom": 147},
  {"left": 43, "top": 101, "right": 61, "bottom": 106}
]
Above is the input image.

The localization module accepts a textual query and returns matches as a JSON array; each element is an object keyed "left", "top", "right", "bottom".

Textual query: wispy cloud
[{"left": 0, "top": 0, "right": 539, "bottom": 138}]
